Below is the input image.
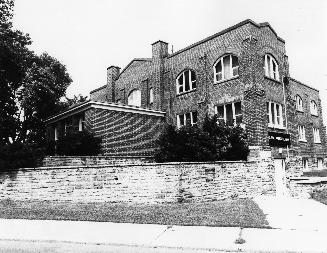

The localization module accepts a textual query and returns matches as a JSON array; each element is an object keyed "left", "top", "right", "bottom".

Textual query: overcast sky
[{"left": 12, "top": 0, "right": 327, "bottom": 122}]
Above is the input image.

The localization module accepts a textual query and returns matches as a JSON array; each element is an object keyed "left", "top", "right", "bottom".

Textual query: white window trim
[
  {"left": 149, "top": 88, "right": 154, "bottom": 104},
  {"left": 296, "top": 95, "right": 303, "bottom": 112},
  {"left": 177, "top": 112, "right": 197, "bottom": 128},
  {"left": 54, "top": 126, "right": 58, "bottom": 141},
  {"left": 213, "top": 55, "right": 239, "bottom": 84},
  {"left": 264, "top": 54, "right": 279, "bottom": 81},
  {"left": 176, "top": 70, "right": 196, "bottom": 95},
  {"left": 298, "top": 125, "right": 307, "bottom": 142},
  {"left": 78, "top": 117, "right": 84, "bottom": 132},
  {"left": 310, "top": 101, "right": 318, "bottom": 116},
  {"left": 267, "top": 101, "right": 285, "bottom": 129},
  {"left": 313, "top": 127, "right": 321, "bottom": 144},
  {"left": 214, "top": 102, "right": 242, "bottom": 126}
]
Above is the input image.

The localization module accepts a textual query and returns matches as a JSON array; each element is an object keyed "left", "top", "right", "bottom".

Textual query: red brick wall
[
  {"left": 289, "top": 79, "right": 327, "bottom": 164},
  {"left": 86, "top": 108, "right": 164, "bottom": 156}
]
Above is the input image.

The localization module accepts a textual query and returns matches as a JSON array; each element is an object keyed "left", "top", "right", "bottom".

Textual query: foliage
[
  {"left": 0, "top": 142, "right": 44, "bottom": 171},
  {"left": 155, "top": 114, "right": 249, "bottom": 162},
  {"left": 0, "top": 0, "right": 72, "bottom": 148},
  {"left": 0, "top": 0, "right": 33, "bottom": 145},
  {"left": 54, "top": 131, "right": 102, "bottom": 156},
  {"left": 19, "top": 53, "right": 72, "bottom": 145},
  {"left": 65, "top": 94, "right": 88, "bottom": 107}
]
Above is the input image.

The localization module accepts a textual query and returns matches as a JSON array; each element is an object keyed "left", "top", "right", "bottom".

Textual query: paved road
[{"left": 0, "top": 240, "right": 231, "bottom": 253}]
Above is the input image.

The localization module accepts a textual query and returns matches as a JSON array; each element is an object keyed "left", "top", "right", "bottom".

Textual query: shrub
[
  {"left": 0, "top": 143, "right": 44, "bottom": 171},
  {"left": 55, "top": 131, "right": 102, "bottom": 156},
  {"left": 155, "top": 114, "right": 249, "bottom": 162}
]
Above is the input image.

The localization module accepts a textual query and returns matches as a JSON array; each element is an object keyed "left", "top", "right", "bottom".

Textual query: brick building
[{"left": 45, "top": 19, "right": 326, "bottom": 170}]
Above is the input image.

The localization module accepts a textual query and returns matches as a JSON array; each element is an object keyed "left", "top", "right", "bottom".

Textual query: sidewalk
[{"left": 0, "top": 218, "right": 326, "bottom": 252}]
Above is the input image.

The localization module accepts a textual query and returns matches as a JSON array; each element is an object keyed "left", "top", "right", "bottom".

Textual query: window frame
[
  {"left": 313, "top": 127, "right": 321, "bottom": 144},
  {"left": 214, "top": 101, "right": 242, "bottom": 126},
  {"left": 176, "top": 69, "right": 196, "bottom": 95},
  {"left": 177, "top": 111, "right": 198, "bottom": 128},
  {"left": 317, "top": 158, "right": 324, "bottom": 170},
  {"left": 295, "top": 95, "right": 303, "bottom": 112},
  {"left": 149, "top": 87, "right": 154, "bottom": 104},
  {"left": 302, "top": 158, "right": 309, "bottom": 171},
  {"left": 298, "top": 125, "right": 307, "bottom": 142},
  {"left": 266, "top": 101, "right": 285, "bottom": 129},
  {"left": 310, "top": 100, "right": 318, "bottom": 116},
  {"left": 213, "top": 54, "right": 239, "bottom": 84},
  {"left": 264, "top": 54, "right": 280, "bottom": 81},
  {"left": 127, "top": 89, "right": 141, "bottom": 107}
]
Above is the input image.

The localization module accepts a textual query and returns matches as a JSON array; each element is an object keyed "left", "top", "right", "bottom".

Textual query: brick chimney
[
  {"left": 106, "top": 66, "right": 120, "bottom": 102},
  {"left": 151, "top": 40, "right": 168, "bottom": 59}
]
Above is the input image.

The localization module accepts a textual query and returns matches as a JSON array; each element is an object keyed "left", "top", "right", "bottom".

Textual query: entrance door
[{"left": 274, "top": 159, "right": 286, "bottom": 197}]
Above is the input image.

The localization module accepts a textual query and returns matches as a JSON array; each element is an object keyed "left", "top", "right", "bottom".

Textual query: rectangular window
[
  {"left": 215, "top": 102, "right": 242, "bottom": 126},
  {"left": 298, "top": 125, "right": 306, "bottom": 142},
  {"left": 302, "top": 158, "right": 309, "bottom": 171},
  {"left": 149, "top": 88, "right": 154, "bottom": 104},
  {"left": 317, "top": 158, "right": 324, "bottom": 170},
  {"left": 78, "top": 117, "right": 84, "bottom": 132},
  {"left": 54, "top": 126, "right": 58, "bottom": 141},
  {"left": 177, "top": 111, "right": 197, "bottom": 128},
  {"left": 313, "top": 128, "right": 321, "bottom": 143},
  {"left": 267, "top": 101, "right": 284, "bottom": 129}
]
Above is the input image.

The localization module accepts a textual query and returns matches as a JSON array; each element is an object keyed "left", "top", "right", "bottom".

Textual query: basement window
[
  {"left": 317, "top": 158, "right": 324, "bottom": 170},
  {"left": 214, "top": 55, "right": 239, "bottom": 83},
  {"left": 176, "top": 70, "right": 196, "bottom": 94},
  {"left": 264, "top": 54, "right": 279, "bottom": 81},
  {"left": 302, "top": 158, "right": 309, "bottom": 171},
  {"left": 215, "top": 101, "right": 242, "bottom": 126},
  {"left": 177, "top": 111, "right": 197, "bottom": 128},
  {"left": 298, "top": 125, "right": 307, "bottom": 142},
  {"left": 266, "top": 102, "right": 284, "bottom": 129}
]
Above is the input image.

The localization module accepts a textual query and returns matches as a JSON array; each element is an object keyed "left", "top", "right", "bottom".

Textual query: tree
[
  {"left": 0, "top": 0, "right": 73, "bottom": 170},
  {"left": 19, "top": 53, "right": 72, "bottom": 144},
  {"left": 0, "top": 0, "right": 33, "bottom": 145}
]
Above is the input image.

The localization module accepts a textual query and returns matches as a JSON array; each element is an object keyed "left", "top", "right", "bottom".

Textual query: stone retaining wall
[
  {"left": 42, "top": 156, "right": 154, "bottom": 167},
  {"left": 0, "top": 160, "right": 275, "bottom": 203},
  {"left": 289, "top": 178, "right": 327, "bottom": 198}
]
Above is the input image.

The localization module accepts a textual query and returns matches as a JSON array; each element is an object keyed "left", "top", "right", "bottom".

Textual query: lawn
[
  {"left": 0, "top": 198, "right": 269, "bottom": 228},
  {"left": 311, "top": 188, "right": 327, "bottom": 205}
]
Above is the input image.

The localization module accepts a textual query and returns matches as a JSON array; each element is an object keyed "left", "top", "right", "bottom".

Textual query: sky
[{"left": 12, "top": 0, "right": 327, "bottom": 123}]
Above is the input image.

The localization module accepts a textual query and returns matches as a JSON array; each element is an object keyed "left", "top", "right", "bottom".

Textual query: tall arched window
[
  {"left": 128, "top": 89, "right": 141, "bottom": 107},
  {"left": 213, "top": 54, "right": 239, "bottom": 83},
  {"left": 310, "top": 100, "right": 318, "bottom": 115},
  {"left": 176, "top": 69, "right": 196, "bottom": 94},
  {"left": 295, "top": 95, "right": 303, "bottom": 111},
  {"left": 264, "top": 54, "right": 279, "bottom": 81}
]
